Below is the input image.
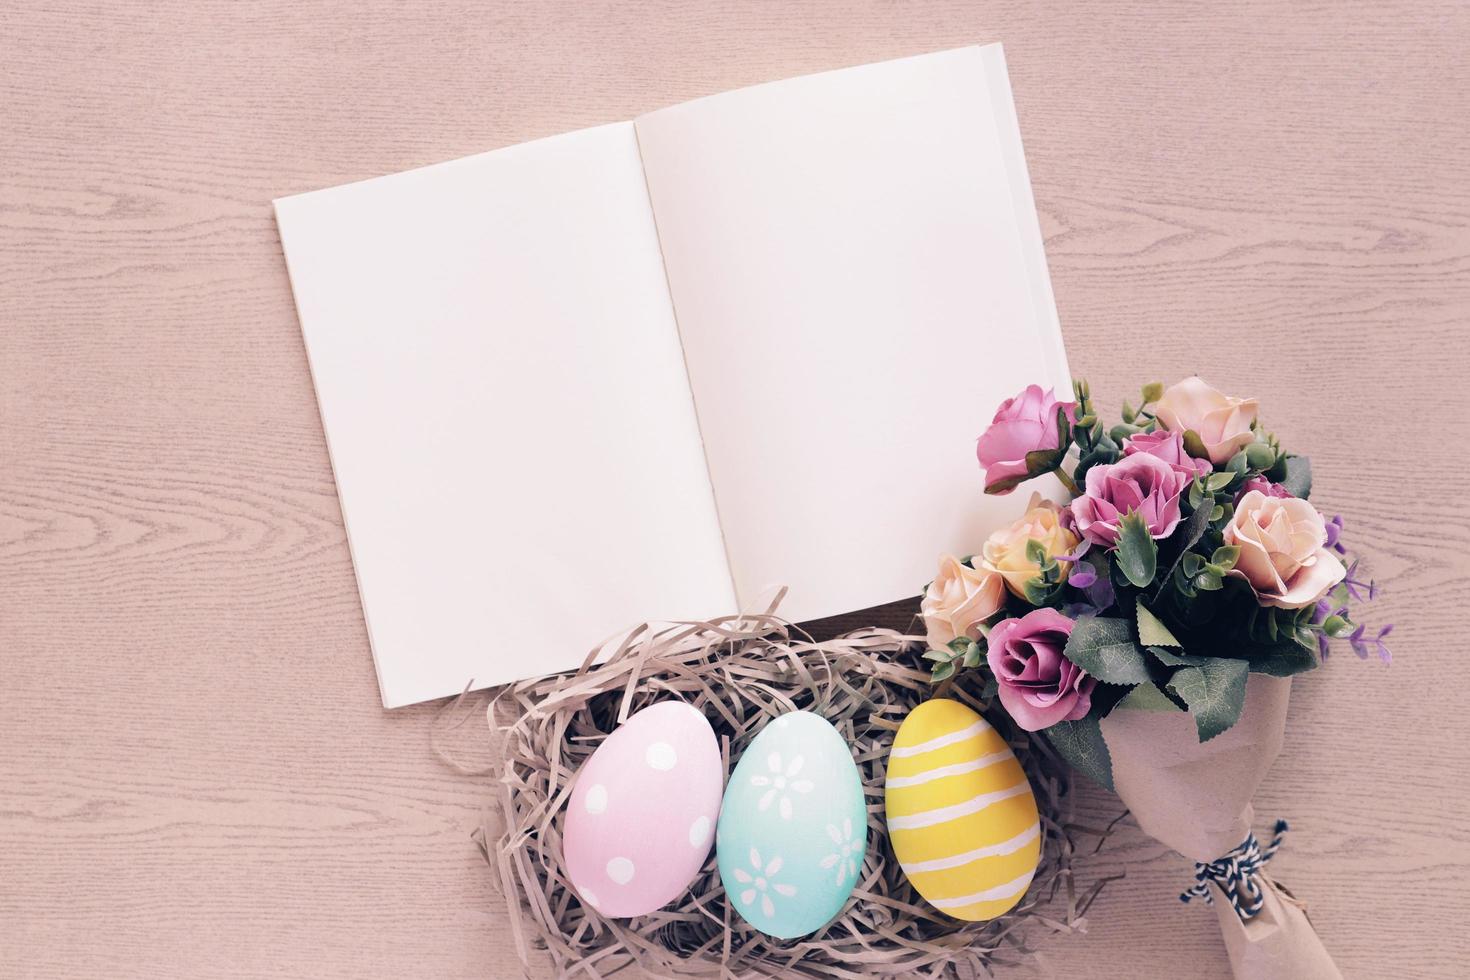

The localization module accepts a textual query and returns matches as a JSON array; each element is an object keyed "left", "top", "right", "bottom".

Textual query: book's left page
[{"left": 274, "top": 123, "right": 735, "bottom": 708}]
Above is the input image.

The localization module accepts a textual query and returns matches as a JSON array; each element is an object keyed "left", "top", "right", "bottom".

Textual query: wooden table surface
[{"left": 3, "top": 2, "right": 1467, "bottom": 977}]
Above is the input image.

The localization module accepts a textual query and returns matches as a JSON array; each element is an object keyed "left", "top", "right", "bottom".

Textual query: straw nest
[{"left": 465, "top": 610, "right": 1115, "bottom": 979}]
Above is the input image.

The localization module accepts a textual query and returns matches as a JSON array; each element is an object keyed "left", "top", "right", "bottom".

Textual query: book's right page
[{"left": 635, "top": 45, "right": 1072, "bottom": 622}]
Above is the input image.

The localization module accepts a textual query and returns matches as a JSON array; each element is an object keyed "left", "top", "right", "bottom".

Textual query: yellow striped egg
[{"left": 884, "top": 699, "right": 1040, "bottom": 920}]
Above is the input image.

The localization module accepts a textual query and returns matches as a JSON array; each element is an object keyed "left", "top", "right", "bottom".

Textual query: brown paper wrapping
[{"left": 1100, "top": 673, "right": 1342, "bottom": 980}]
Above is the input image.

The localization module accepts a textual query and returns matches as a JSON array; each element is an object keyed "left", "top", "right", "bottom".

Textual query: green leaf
[
  {"left": 961, "top": 643, "right": 984, "bottom": 669},
  {"left": 1022, "top": 576, "right": 1054, "bottom": 606},
  {"left": 1188, "top": 479, "right": 1207, "bottom": 509},
  {"left": 1205, "top": 472, "right": 1234, "bottom": 492},
  {"left": 1063, "top": 616, "right": 1152, "bottom": 684},
  {"left": 922, "top": 648, "right": 954, "bottom": 662},
  {"left": 1181, "top": 429, "right": 1211, "bottom": 460},
  {"left": 1121, "top": 399, "right": 1137, "bottom": 424},
  {"left": 1116, "top": 680, "right": 1183, "bottom": 712},
  {"left": 1045, "top": 716, "right": 1114, "bottom": 790},
  {"left": 1110, "top": 424, "right": 1143, "bottom": 445},
  {"left": 1194, "top": 570, "right": 1224, "bottom": 591},
  {"left": 1147, "top": 645, "right": 1209, "bottom": 667},
  {"left": 1025, "top": 538, "right": 1048, "bottom": 565},
  {"left": 1280, "top": 455, "right": 1312, "bottom": 499},
  {"left": 931, "top": 660, "right": 956, "bottom": 682},
  {"left": 1141, "top": 381, "right": 1164, "bottom": 405},
  {"left": 1115, "top": 511, "right": 1158, "bottom": 588},
  {"left": 1211, "top": 545, "right": 1240, "bottom": 571},
  {"left": 1166, "top": 657, "right": 1250, "bottom": 741},
  {"left": 1024, "top": 445, "right": 1066, "bottom": 474},
  {"left": 1245, "top": 441, "right": 1276, "bottom": 471},
  {"left": 1136, "top": 603, "right": 1182, "bottom": 647},
  {"left": 1246, "top": 638, "right": 1320, "bottom": 677},
  {"left": 1226, "top": 450, "right": 1249, "bottom": 477},
  {"left": 1159, "top": 501, "right": 1212, "bottom": 589}
]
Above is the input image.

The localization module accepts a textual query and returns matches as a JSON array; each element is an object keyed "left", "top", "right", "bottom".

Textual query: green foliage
[
  {"left": 1211, "top": 545, "right": 1240, "bottom": 571},
  {"left": 1165, "top": 656, "right": 1249, "bottom": 742},
  {"left": 1062, "top": 615, "right": 1151, "bottom": 684},
  {"left": 1045, "top": 716, "right": 1114, "bottom": 791},
  {"left": 1245, "top": 640, "right": 1320, "bottom": 677},
  {"left": 1115, "top": 511, "right": 1157, "bottom": 588},
  {"left": 1204, "top": 471, "right": 1234, "bottom": 493},
  {"left": 1116, "top": 681, "right": 1182, "bottom": 712},
  {"left": 1181, "top": 429, "right": 1210, "bottom": 460},
  {"left": 926, "top": 635, "right": 986, "bottom": 683},
  {"left": 1280, "top": 455, "right": 1312, "bottom": 498},
  {"left": 1136, "top": 603, "right": 1182, "bottom": 647},
  {"left": 1244, "top": 441, "right": 1277, "bottom": 471},
  {"left": 1157, "top": 494, "right": 1213, "bottom": 596}
]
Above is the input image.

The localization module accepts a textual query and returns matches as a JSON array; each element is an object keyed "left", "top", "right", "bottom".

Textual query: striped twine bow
[{"left": 1180, "top": 819, "right": 1289, "bottom": 921}]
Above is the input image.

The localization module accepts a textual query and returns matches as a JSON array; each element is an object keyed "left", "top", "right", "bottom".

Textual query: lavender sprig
[{"left": 1311, "top": 516, "right": 1392, "bottom": 663}]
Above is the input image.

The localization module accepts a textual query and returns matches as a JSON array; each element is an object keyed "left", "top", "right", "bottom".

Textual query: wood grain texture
[{"left": 2, "top": 1, "right": 1467, "bottom": 977}]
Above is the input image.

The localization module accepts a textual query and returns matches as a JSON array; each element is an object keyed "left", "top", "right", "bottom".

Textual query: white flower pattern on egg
[
  {"left": 730, "top": 847, "right": 797, "bottom": 919},
  {"left": 748, "top": 752, "right": 814, "bottom": 820},
  {"left": 819, "top": 817, "right": 863, "bottom": 886}
]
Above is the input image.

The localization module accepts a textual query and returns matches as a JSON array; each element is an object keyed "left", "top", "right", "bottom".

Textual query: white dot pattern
[
  {"left": 606, "top": 857, "right": 636, "bottom": 885},
  {"left": 688, "top": 815, "right": 711, "bottom": 847},
  {"left": 644, "top": 742, "right": 677, "bottom": 770}
]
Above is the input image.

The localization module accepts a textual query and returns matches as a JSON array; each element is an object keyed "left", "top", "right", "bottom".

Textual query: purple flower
[
  {"left": 1123, "top": 429, "right": 1212, "bottom": 479},
  {"left": 1350, "top": 623, "right": 1395, "bottom": 663},
  {"left": 1069, "top": 452, "right": 1190, "bottom": 548},
  {"left": 1068, "top": 566, "right": 1098, "bottom": 589},
  {"left": 1239, "top": 475, "right": 1293, "bottom": 500},
  {"left": 986, "top": 609, "right": 1096, "bottom": 731}
]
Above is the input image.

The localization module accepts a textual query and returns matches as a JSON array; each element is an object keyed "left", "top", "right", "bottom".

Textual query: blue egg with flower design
[{"left": 715, "top": 710, "right": 867, "bottom": 938}]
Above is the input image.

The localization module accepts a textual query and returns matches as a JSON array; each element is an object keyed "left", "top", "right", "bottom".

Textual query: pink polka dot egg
[{"left": 564, "top": 701, "right": 723, "bottom": 917}]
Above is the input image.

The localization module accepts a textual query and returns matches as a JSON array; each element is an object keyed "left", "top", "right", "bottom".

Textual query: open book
[{"left": 275, "top": 44, "right": 1071, "bottom": 708}]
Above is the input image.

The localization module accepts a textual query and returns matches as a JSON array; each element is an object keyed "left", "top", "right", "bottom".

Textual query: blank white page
[
  {"left": 275, "top": 123, "right": 734, "bottom": 707},
  {"left": 635, "top": 45, "right": 1072, "bottom": 621}
]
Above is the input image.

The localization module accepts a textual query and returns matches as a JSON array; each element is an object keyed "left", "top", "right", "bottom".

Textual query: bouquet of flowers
[{"left": 920, "top": 377, "right": 1388, "bottom": 980}]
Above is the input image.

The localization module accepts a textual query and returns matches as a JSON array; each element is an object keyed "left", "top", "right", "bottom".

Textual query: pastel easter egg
[
  {"left": 885, "top": 699, "right": 1040, "bottom": 921},
  {"left": 716, "top": 711, "right": 867, "bottom": 939},
  {"left": 564, "top": 701, "right": 723, "bottom": 917}
]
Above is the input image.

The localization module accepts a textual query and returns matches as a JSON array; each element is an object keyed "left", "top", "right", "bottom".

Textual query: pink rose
[
  {"left": 1069, "top": 452, "right": 1190, "bottom": 548},
  {"left": 921, "top": 555, "right": 1005, "bottom": 648},
  {"left": 976, "top": 384, "right": 1077, "bottom": 494},
  {"left": 1153, "top": 377, "right": 1259, "bottom": 465},
  {"left": 986, "top": 609, "right": 1095, "bottom": 731},
  {"left": 1239, "top": 475, "right": 1292, "bottom": 499},
  {"left": 1224, "top": 490, "right": 1346, "bottom": 609},
  {"left": 1122, "top": 429, "right": 1212, "bottom": 479}
]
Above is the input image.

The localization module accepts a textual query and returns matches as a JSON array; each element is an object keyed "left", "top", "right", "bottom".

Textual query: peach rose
[
  {"left": 1224, "top": 490, "right": 1346, "bottom": 609},
  {"left": 921, "top": 555, "right": 1005, "bottom": 648},
  {"left": 1154, "top": 377, "right": 1259, "bottom": 465},
  {"left": 981, "top": 494, "right": 1081, "bottom": 598}
]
